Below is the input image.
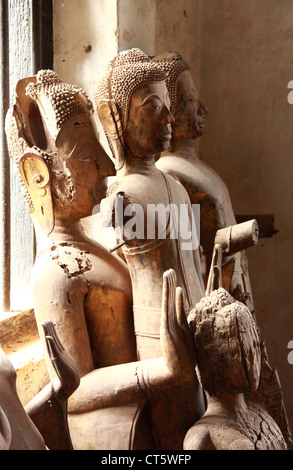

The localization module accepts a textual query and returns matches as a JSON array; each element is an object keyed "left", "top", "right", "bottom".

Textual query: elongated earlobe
[
  {"left": 19, "top": 149, "right": 54, "bottom": 235},
  {"left": 97, "top": 100, "right": 122, "bottom": 138},
  {"left": 97, "top": 99, "right": 125, "bottom": 170}
]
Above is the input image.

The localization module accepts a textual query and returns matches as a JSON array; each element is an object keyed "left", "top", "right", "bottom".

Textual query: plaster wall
[
  {"left": 53, "top": 0, "right": 119, "bottom": 151},
  {"left": 198, "top": 0, "right": 293, "bottom": 429},
  {"left": 117, "top": 0, "right": 200, "bottom": 84}
]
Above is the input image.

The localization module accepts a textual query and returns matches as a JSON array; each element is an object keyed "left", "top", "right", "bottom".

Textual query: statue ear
[
  {"left": 97, "top": 99, "right": 123, "bottom": 140},
  {"left": 18, "top": 150, "right": 54, "bottom": 235},
  {"left": 97, "top": 99, "right": 125, "bottom": 171}
]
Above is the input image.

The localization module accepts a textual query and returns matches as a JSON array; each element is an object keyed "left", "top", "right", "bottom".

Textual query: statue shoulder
[
  {"left": 184, "top": 418, "right": 255, "bottom": 451},
  {"left": 162, "top": 171, "right": 192, "bottom": 205},
  {"left": 184, "top": 422, "right": 215, "bottom": 450},
  {"left": 32, "top": 246, "right": 90, "bottom": 301}
]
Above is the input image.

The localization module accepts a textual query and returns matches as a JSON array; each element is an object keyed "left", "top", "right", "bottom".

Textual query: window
[{"left": 0, "top": 0, "right": 53, "bottom": 312}]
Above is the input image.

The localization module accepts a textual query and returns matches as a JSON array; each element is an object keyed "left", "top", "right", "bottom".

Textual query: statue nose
[
  {"left": 199, "top": 100, "right": 209, "bottom": 118},
  {"left": 163, "top": 105, "right": 175, "bottom": 124}
]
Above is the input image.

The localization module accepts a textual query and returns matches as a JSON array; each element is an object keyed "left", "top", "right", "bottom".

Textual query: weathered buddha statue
[
  {"left": 153, "top": 52, "right": 254, "bottom": 311},
  {"left": 95, "top": 48, "right": 206, "bottom": 449},
  {"left": 5, "top": 70, "right": 201, "bottom": 450},
  {"left": 95, "top": 48, "right": 205, "bottom": 358},
  {"left": 184, "top": 288, "right": 287, "bottom": 450}
]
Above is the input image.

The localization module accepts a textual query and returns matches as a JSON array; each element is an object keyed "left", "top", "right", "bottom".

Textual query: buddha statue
[
  {"left": 95, "top": 48, "right": 205, "bottom": 357},
  {"left": 5, "top": 70, "right": 201, "bottom": 450},
  {"left": 184, "top": 288, "right": 287, "bottom": 450},
  {"left": 95, "top": 48, "right": 206, "bottom": 449},
  {"left": 153, "top": 51, "right": 254, "bottom": 311}
]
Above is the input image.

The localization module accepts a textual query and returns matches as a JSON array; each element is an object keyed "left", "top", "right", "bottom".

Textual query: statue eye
[
  {"left": 143, "top": 98, "right": 162, "bottom": 111},
  {"left": 79, "top": 157, "right": 92, "bottom": 163}
]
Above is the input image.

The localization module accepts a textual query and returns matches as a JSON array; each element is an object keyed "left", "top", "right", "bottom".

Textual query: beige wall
[
  {"left": 53, "top": 0, "right": 293, "bottom": 431},
  {"left": 117, "top": 0, "right": 201, "bottom": 83},
  {"left": 198, "top": 0, "right": 293, "bottom": 428}
]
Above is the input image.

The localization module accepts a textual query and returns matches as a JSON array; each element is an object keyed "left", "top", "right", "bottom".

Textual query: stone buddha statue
[
  {"left": 153, "top": 51, "right": 254, "bottom": 311},
  {"left": 95, "top": 49, "right": 205, "bottom": 359},
  {"left": 95, "top": 48, "right": 206, "bottom": 449},
  {"left": 184, "top": 288, "right": 287, "bottom": 450},
  {"left": 5, "top": 69, "right": 201, "bottom": 450}
]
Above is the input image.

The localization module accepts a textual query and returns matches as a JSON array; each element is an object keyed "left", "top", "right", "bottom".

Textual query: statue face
[
  {"left": 173, "top": 70, "right": 208, "bottom": 140},
  {"left": 124, "top": 81, "right": 174, "bottom": 158},
  {"left": 53, "top": 114, "right": 114, "bottom": 221}
]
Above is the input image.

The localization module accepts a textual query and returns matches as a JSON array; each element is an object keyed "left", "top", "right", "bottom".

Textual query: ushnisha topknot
[
  {"left": 94, "top": 48, "right": 166, "bottom": 133},
  {"left": 151, "top": 51, "right": 190, "bottom": 116},
  {"left": 25, "top": 69, "right": 94, "bottom": 131}
]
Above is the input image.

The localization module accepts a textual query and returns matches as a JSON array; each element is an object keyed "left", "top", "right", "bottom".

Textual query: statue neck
[
  {"left": 205, "top": 391, "right": 248, "bottom": 417},
  {"left": 49, "top": 221, "right": 87, "bottom": 241},
  {"left": 35, "top": 219, "right": 89, "bottom": 251},
  {"left": 167, "top": 137, "right": 199, "bottom": 162},
  {"left": 117, "top": 151, "right": 156, "bottom": 177}
]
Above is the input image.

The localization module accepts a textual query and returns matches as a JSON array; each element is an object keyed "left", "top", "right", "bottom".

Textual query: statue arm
[
  {"left": 68, "top": 269, "right": 198, "bottom": 414},
  {"left": 33, "top": 261, "right": 197, "bottom": 415},
  {"left": 32, "top": 258, "right": 95, "bottom": 379}
]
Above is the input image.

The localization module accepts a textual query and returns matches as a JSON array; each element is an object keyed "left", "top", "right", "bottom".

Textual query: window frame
[{"left": 0, "top": 0, "right": 53, "bottom": 313}]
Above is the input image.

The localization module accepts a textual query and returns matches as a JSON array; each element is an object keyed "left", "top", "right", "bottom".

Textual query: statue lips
[
  {"left": 159, "top": 128, "right": 172, "bottom": 142},
  {"left": 196, "top": 120, "right": 205, "bottom": 135},
  {"left": 159, "top": 132, "right": 172, "bottom": 150},
  {"left": 160, "top": 134, "right": 172, "bottom": 142}
]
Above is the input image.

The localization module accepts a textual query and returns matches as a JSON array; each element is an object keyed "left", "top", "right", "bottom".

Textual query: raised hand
[
  {"left": 160, "top": 269, "right": 196, "bottom": 380},
  {"left": 42, "top": 320, "right": 80, "bottom": 402}
]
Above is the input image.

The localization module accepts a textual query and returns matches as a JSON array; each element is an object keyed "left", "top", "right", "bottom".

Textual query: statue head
[
  {"left": 5, "top": 70, "right": 115, "bottom": 235},
  {"left": 152, "top": 51, "right": 208, "bottom": 142},
  {"left": 95, "top": 48, "right": 174, "bottom": 169},
  {"left": 188, "top": 288, "right": 261, "bottom": 397}
]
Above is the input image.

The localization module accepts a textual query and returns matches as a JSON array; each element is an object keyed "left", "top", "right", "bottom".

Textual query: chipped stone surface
[{"left": 49, "top": 242, "right": 93, "bottom": 278}]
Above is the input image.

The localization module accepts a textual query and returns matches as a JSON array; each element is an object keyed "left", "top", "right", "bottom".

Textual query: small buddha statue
[
  {"left": 5, "top": 70, "right": 201, "bottom": 450},
  {"left": 184, "top": 288, "right": 287, "bottom": 451},
  {"left": 95, "top": 48, "right": 206, "bottom": 449},
  {"left": 153, "top": 51, "right": 254, "bottom": 311}
]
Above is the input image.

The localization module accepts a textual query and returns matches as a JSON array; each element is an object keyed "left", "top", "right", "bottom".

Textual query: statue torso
[
  {"left": 156, "top": 155, "right": 254, "bottom": 311},
  {"left": 156, "top": 155, "right": 237, "bottom": 254},
  {"left": 32, "top": 237, "right": 136, "bottom": 374},
  {"left": 104, "top": 168, "right": 205, "bottom": 359}
]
